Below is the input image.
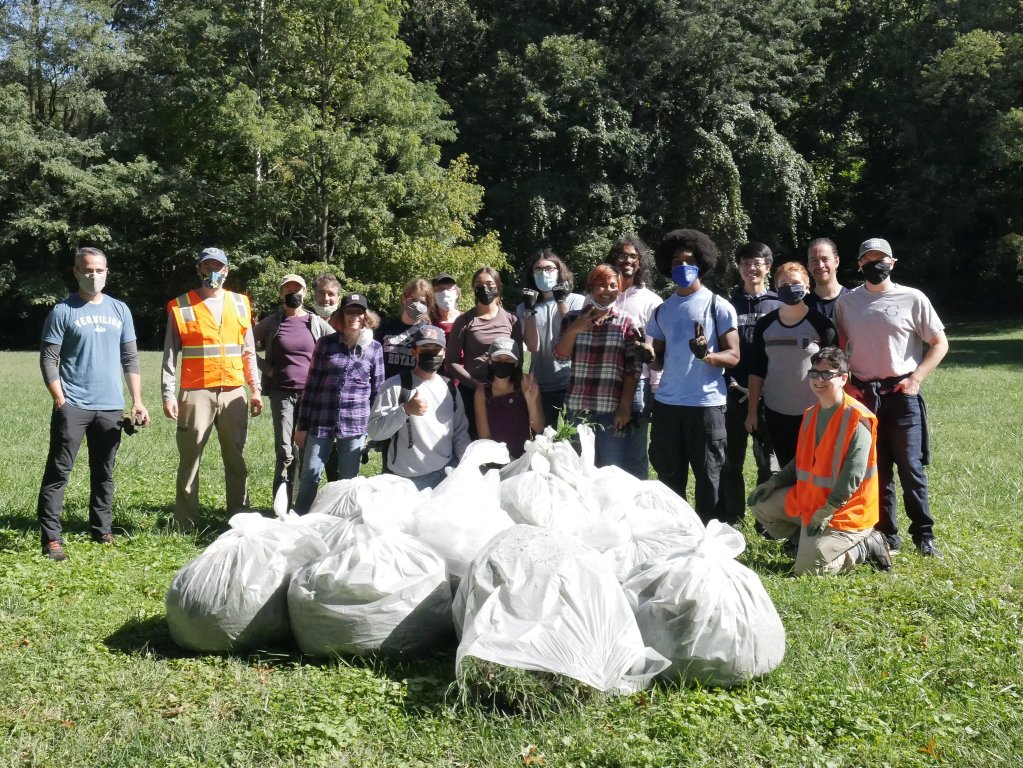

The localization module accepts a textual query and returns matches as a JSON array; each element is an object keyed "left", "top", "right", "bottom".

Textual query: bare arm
[
  {"left": 474, "top": 387, "right": 491, "bottom": 439},
  {"left": 704, "top": 328, "right": 740, "bottom": 369},
  {"left": 894, "top": 332, "right": 949, "bottom": 395},
  {"left": 745, "top": 374, "right": 764, "bottom": 433}
]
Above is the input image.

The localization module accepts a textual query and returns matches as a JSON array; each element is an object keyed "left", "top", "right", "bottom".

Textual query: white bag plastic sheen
[
  {"left": 165, "top": 513, "right": 326, "bottom": 652},
  {"left": 288, "top": 525, "right": 453, "bottom": 657},
  {"left": 623, "top": 521, "right": 786, "bottom": 687},
  {"left": 454, "top": 525, "right": 669, "bottom": 693}
]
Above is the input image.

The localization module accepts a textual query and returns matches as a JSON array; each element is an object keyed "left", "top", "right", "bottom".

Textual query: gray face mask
[{"left": 77, "top": 272, "right": 106, "bottom": 295}]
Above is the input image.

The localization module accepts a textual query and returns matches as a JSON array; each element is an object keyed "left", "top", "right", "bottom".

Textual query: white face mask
[
  {"left": 405, "top": 300, "right": 428, "bottom": 323},
  {"left": 313, "top": 302, "right": 338, "bottom": 318},
  {"left": 77, "top": 272, "right": 106, "bottom": 295},
  {"left": 357, "top": 328, "right": 374, "bottom": 348},
  {"left": 589, "top": 295, "right": 615, "bottom": 311},
  {"left": 436, "top": 289, "right": 459, "bottom": 312}
]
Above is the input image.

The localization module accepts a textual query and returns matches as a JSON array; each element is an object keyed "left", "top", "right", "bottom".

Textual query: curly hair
[
  {"left": 653, "top": 229, "right": 720, "bottom": 277},
  {"left": 606, "top": 235, "right": 653, "bottom": 288}
]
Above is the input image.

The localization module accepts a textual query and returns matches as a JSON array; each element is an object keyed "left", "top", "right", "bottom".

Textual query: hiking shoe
[
  {"left": 862, "top": 531, "right": 893, "bottom": 572},
  {"left": 915, "top": 537, "right": 941, "bottom": 558},
  {"left": 93, "top": 533, "right": 115, "bottom": 544},
  {"left": 43, "top": 541, "right": 68, "bottom": 561}
]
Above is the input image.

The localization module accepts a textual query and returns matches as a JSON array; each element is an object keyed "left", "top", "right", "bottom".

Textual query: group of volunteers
[{"left": 36, "top": 228, "right": 949, "bottom": 577}]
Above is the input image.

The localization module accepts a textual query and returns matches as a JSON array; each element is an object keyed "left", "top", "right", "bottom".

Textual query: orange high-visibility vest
[
  {"left": 168, "top": 290, "right": 252, "bottom": 390},
  {"left": 785, "top": 393, "right": 879, "bottom": 531}
]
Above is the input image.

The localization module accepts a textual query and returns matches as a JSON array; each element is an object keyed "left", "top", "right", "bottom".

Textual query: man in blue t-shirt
[
  {"left": 647, "top": 229, "right": 739, "bottom": 523},
  {"left": 37, "top": 247, "right": 150, "bottom": 560}
]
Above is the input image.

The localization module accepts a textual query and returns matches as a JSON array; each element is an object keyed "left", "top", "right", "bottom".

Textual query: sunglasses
[{"left": 807, "top": 369, "right": 844, "bottom": 381}]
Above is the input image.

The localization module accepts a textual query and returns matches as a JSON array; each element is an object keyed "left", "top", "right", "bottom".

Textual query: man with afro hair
[{"left": 647, "top": 229, "right": 740, "bottom": 523}]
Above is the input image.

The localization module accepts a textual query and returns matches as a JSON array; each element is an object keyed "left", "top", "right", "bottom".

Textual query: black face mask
[
  {"left": 474, "top": 285, "right": 498, "bottom": 305},
  {"left": 491, "top": 361, "right": 517, "bottom": 379},
  {"left": 417, "top": 352, "right": 444, "bottom": 373},
  {"left": 283, "top": 292, "right": 303, "bottom": 309},
  {"left": 861, "top": 261, "right": 892, "bottom": 285},
  {"left": 777, "top": 283, "right": 807, "bottom": 306}
]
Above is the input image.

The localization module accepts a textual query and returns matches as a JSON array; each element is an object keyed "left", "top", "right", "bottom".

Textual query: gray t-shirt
[
  {"left": 749, "top": 309, "right": 837, "bottom": 416},
  {"left": 42, "top": 294, "right": 136, "bottom": 410},
  {"left": 833, "top": 284, "right": 944, "bottom": 380},
  {"left": 516, "top": 294, "right": 586, "bottom": 391}
]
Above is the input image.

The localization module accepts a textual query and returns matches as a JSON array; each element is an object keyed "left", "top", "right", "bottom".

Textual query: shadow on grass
[
  {"left": 104, "top": 614, "right": 196, "bottom": 659},
  {"left": 941, "top": 337, "right": 1023, "bottom": 370}
]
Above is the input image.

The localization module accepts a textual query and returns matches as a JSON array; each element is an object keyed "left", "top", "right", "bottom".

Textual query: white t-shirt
[
  {"left": 833, "top": 284, "right": 944, "bottom": 380},
  {"left": 615, "top": 284, "right": 664, "bottom": 389}
]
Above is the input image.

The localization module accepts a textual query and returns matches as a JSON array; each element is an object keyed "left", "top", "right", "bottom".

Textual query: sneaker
[
  {"left": 883, "top": 533, "right": 901, "bottom": 556},
  {"left": 93, "top": 533, "right": 115, "bottom": 544},
  {"left": 43, "top": 541, "right": 68, "bottom": 561},
  {"left": 862, "top": 531, "right": 893, "bottom": 572},
  {"left": 915, "top": 537, "right": 941, "bottom": 558}
]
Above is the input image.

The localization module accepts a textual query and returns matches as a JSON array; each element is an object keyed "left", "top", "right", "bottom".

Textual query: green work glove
[
  {"left": 806, "top": 504, "right": 836, "bottom": 537},
  {"left": 747, "top": 481, "right": 776, "bottom": 507}
]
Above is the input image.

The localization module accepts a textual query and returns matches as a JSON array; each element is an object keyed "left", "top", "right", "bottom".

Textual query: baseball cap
[
  {"left": 341, "top": 292, "right": 368, "bottom": 310},
  {"left": 857, "top": 238, "right": 893, "bottom": 260},
  {"left": 197, "top": 247, "right": 228, "bottom": 267},
  {"left": 414, "top": 325, "right": 447, "bottom": 347},
  {"left": 432, "top": 272, "right": 456, "bottom": 286},
  {"left": 279, "top": 273, "right": 307, "bottom": 290},
  {"left": 487, "top": 337, "right": 519, "bottom": 362}
]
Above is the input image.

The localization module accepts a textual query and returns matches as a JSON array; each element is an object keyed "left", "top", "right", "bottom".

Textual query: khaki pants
[
  {"left": 751, "top": 486, "right": 871, "bottom": 576},
  {"left": 175, "top": 387, "right": 249, "bottom": 527}
]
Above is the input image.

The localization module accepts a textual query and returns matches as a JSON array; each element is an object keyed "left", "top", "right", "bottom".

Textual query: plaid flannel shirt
[
  {"left": 297, "top": 334, "right": 384, "bottom": 439},
  {"left": 558, "top": 308, "right": 641, "bottom": 415}
]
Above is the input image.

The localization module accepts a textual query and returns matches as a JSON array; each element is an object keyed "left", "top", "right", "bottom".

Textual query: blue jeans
[
  {"left": 294, "top": 434, "right": 366, "bottom": 514},
  {"left": 565, "top": 409, "right": 648, "bottom": 480},
  {"left": 875, "top": 392, "right": 933, "bottom": 545}
]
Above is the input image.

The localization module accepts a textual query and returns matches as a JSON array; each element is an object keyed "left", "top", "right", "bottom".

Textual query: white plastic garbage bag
[
  {"left": 309, "top": 474, "right": 420, "bottom": 522},
  {"left": 454, "top": 525, "right": 670, "bottom": 694},
  {"left": 165, "top": 513, "right": 326, "bottom": 652},
  {"left": 498, "top": 424, "right": 595, "bottom": 489},
  {"left": 622, "top": 521, "right": 786, "bottom": 687},
  {"left": 409, "top": 441, "right": 515, "bottom": 579},
  {"left": 288, "top": 524, "right": 453, "bottom": 657},
  {"left": 498, "top": 471, "right": 594, "bottom": 533}
]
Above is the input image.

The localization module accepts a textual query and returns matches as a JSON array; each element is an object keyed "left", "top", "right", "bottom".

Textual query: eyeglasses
[
  {"left": 534, "top": 266, "right": 557, "bottom": 274},
  {"left": 807, "top": 369, "right": 844, "bottom": 381},
  {"left": 739, "top": 260, "right": 769, "bottom": 269}
]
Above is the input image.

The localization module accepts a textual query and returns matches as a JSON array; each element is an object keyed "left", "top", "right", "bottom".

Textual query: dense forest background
[{"left": 1, "top": 0, "right": 1021, "bottom": 346}]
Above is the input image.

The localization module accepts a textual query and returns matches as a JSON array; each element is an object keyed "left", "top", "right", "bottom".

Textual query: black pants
[
  {"left": 763, "top": 406, "right": 804, "bottom": 468},
  {"left": 648, "top": 401, "right": 727, "bottom": 524},
  {"left": 717, "top": 388, "right": 775, "bottom": 523},
  {"left": 37, "top": 404, "right": 122, "bottom": 546}
]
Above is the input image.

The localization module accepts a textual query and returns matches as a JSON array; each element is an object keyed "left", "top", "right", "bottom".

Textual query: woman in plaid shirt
[
  {"left": 293, "top": 293, "right": 385, "bottom": 513},
  {"left": 554, "top": 265, "right": 645, "bottom": 476}
]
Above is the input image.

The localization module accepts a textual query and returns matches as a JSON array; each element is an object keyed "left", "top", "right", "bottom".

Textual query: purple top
[
  {"left": 274, "top": 315, "right": 317, "bottom": 391},
  {"left": 297, "top": 334, "right": 385, "bottom": 439},
  {"left": 483, "top": 384, "right": 531, "bottom": 459}
]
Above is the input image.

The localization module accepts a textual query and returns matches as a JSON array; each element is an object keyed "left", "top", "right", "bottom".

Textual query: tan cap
[{"left": 279, "top": 273, "right": 307, "bottom": 290}]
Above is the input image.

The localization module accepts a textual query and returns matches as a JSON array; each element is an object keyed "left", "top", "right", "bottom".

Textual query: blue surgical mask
[
  {"left": 671, "top": 263, "right": 699, "bottom": 288},
  {"left": 534, "top": 270, "right": 558, "bottom": 292}
]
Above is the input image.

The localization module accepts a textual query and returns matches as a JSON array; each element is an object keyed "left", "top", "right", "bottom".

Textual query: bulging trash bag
[
  {"left": 409, "top": 441, "right": 515, "bottom": 580},
  {"left": 498, "top": 425, "right": 596, "bottom": 490},
  {"left": 622, "top": 521, "right": 786, "bottom": 687},
  {"left": 309, "top": 474, "right": 420, "bottom": 521},
  {"left": 454, "top": 525, "right": 670, "bottom": 694},
  {"left": 498, "top": 471, "right": 595, "bottom": 533},
  {"left": 288, "top": 524, "right": 453, "bottom": 657},
  {"left": 166, "top": 513, "right": 326, "bottom": 652}
]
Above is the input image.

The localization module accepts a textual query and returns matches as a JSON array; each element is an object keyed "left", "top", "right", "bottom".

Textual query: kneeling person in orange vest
[{"left": 747, "top": 346, "right": 892, "bottom": 575}]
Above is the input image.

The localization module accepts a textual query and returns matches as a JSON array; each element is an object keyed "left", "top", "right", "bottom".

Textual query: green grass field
[{"left": 2, "top": 321, "right": 1022, "bottom": 767}]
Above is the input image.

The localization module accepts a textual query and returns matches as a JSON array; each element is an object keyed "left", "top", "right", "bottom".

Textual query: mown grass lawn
[{"left": 2, "top": 320, "right": 1022, "bottom": 767}]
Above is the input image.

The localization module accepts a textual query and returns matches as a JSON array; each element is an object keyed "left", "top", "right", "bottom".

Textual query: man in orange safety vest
[{"left": 161, "top": 247, "right": 263, "bottom": 530}]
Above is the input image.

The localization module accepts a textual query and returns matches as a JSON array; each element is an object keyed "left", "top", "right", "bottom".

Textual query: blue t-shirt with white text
[{"left": 41, "top": 294, "right": 136, "bottom": 410}]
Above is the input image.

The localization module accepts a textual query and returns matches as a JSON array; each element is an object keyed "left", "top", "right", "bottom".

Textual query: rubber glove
[
  {"left": 747, "top": 480, "right": 776, "bottom": 507},
  {"left": 806, "top": 504, "right": 837, "bottom": 537},
  {"left": 689, "top": 321, "right": 708, "bottom": 359}
]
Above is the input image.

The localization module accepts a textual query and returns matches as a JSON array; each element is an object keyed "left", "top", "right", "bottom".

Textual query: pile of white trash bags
[{"left": 166, "top": 427, "right": 786, "bottom": 691}]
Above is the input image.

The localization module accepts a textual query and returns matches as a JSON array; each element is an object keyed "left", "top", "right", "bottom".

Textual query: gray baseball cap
[
  {"left": 487, "top": 337, "right": 519, "bottom": 361},
  {"left": 857, "top": 238, "right": 893, "bottom": 259}
]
